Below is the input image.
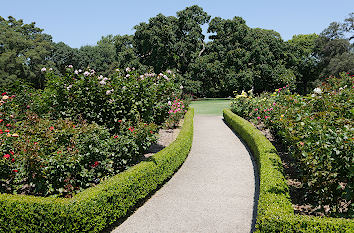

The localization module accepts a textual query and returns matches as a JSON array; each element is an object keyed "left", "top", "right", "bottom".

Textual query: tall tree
[
  {"left": 315, "top": 12, "right": 354, "bottom": 78},
  {"left": 189, "top": 17, "right": 295, "bottom": 97},
  {"left": 110, "top": 34, "right": 142, "bottom": 72},
  {"left": 287, "top": 34, "right": 319, "bottom": 93},
  {"left": 133, "top": 5, "right": 210, "bottom": 74},
  {"left": 51, "top": 42, "right": 79, "bottom": 74},
  {"left": 0, "top": 16, "right": 53, "bottom": 89}
]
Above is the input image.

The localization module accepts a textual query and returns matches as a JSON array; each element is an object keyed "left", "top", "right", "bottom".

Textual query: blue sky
[{"left": 1, "top": 0, "right": 353, "bottom": 48}]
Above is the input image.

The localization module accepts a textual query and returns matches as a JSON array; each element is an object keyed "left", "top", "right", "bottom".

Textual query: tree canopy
[
  {"left": 133, "top": 5, "right": 210, "bottom": 74},
  {"left": 1, "top": 8, "right": 353, "bottom": 96},
  {"left": 0, "top": 16, "right": 53, "bottom": 89}
]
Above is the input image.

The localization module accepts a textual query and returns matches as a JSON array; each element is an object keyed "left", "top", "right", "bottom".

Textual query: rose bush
[
  {"left": 1, "top": 94, "right": 157, "bottom": 197},
  {"left": 0, "top": 67, "right": 187, "bottom": 197},
  {"left": 34, "top": 67, "right": 181, "bottom": 131},
  {"left": 164, "top": 98, "right": 190, "bottom": 128},
  {"left": 231, "top": 73, "right": 353, "bottom": 216}
]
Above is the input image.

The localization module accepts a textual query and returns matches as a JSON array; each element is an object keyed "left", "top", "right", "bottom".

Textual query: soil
[{"left": 143, "top": 119, "right": 183, "bottom": 158}]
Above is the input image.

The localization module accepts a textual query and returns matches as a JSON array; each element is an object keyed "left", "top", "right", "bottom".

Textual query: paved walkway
[{"left": 112, "top": 115, "right": 258, "bottom": 233}]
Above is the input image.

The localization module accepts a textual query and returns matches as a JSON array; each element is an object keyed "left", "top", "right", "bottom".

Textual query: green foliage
[
  {"left": 133, "top": 5, "right": 210, "bottom": 74},
  {"left": 51, "top": 42, "right": 80, "bottom": 74},
  {"left": 223, "top": 109, "right": 354, "bottom": 232},
  {"left": 164, "top": 98, "right": 189, "bottom": 128},
  {"left": 189, "top": 17, "right": 295, "bottom": 97},
  {"left": 0, "top": 66, "right": 186, "bottom": 198},
  {"left": 0, "top": 16, "right": 54, "bottom": 90},
  {"left": 0, "top": 93, "right": 157, "bottom": 197},
  {"left": 322, "top": 52, "right": 354, "bottom": 76},
  {"left": 35, "top": 67, "right": 181, "bottom": 130},
  {"left": 230, "top": 73, "right": 354, "bottom": 215},
  {"left": 314, "top": 13, "right": 354, "bottom": 79},
  {"left": 286, "top": 33, "right": 320, "bottom": 94},
  {"left": 2, "top": 10, "right": 353, "bottom": 98},
  {"left": 0, "top": 108, "right": 194, "bottom": 233}
]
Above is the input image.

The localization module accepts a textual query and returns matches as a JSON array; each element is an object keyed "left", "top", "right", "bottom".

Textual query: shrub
[
  {"left": 0, "top": 108, "right": 194, "bottom": 233},
  {"left": 230, "top": 73, "right": 353, "bottom": 215},
  {"left": 1, "top": 93, "right": 157, "bottom": 197},
  {"left": 223, "top": 108, "right": 354, "bottom": 232},
  {"left": 34, "top": 67, "right": 182, "bottom": 131},
  {"left": 164, "top": 98, "right": 189, "bottom": 128}
]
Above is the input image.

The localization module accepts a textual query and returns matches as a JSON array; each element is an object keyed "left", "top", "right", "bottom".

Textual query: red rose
[
  {"left": 12, "top": 169, "right": 18, "bottom": 173},
  {"left": 9, "top": 151, "right": 14, "bottom": 155},
  {"left": 91, "top": 161, "right": 99, "bottom": 168},
  {"left": 3, "top": 154, "right": 10, "bottom": 159}
]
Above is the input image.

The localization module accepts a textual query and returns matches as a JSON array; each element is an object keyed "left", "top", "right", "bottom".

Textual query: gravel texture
[{"left": 112, "top": 115, "right": 258, "bottom": 233}]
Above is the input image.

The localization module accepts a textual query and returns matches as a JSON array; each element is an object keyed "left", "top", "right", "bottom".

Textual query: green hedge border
[
  {"left": 223, "top": 108, "right": 353, "bottom": 233},
  {"left": 0, "top": 109, "right": 194, "bottom": 233}
]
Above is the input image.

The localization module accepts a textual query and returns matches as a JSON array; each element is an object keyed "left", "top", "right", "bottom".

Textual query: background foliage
[{"left": 1, "top": 8, "right": 352, "bottom": 97}]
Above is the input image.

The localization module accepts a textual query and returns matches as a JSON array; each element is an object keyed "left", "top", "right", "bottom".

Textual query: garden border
[
  {"left": 223, "top": 108, "right": 353, "bottom": 233},
  {"left": 0, "top": 109, "right": 194, "bottom": 233}
]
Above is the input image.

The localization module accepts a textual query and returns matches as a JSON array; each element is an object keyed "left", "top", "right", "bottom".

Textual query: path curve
[{"left": 112, "top": 115, "right": 258, "bottom": 233}]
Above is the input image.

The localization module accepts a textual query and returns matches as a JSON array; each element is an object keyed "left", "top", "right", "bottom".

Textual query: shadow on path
[{"left": 223, "top": 118, "right": 260, "bottom": 233}]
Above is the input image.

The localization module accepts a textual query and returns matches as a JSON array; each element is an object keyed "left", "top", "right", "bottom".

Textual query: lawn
[{"left": 190, "top": 98, "right": 232, "bottom": 115}]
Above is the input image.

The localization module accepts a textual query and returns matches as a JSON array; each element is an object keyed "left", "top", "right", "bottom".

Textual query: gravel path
[{"left": 111, "top": 115, "right": 258, "bottom": 233}]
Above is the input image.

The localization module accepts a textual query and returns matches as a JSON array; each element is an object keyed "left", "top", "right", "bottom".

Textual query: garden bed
[
  {"left": 247, "top": 121, "right": 344, "bottom": 217},
  {"left": 144, "top": 119, "right": 183, "bottom": 158},
  {"left": 0, "top": 108, "right": 194, "bottom": 233},
  {"left": 230, "top": 74, "right": 353, "bottom": 217},
  {"left": 223, "top": 108, "right": 354, "bottom": 232}
]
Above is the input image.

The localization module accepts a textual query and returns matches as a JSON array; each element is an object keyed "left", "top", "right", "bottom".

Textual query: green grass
[{"left": 190, "top": 98, "right": 232, "bottom": 115}]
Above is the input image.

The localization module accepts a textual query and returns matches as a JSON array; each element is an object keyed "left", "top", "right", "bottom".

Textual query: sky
[{"left": 1, "top": 0, "right": 353, "bottom": 48}]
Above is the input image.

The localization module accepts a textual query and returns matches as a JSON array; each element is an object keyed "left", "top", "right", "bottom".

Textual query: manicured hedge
[
  {"left": 0, "top": 109, "right": 194, "bottom": 233},
  {"left": 223, "top": 108, "right": 354, "bottom": 233}
]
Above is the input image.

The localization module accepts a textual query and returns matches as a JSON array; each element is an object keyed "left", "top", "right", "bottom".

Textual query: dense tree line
[{"left": 1, "top": 7, "right": 353, "bottom": 96}]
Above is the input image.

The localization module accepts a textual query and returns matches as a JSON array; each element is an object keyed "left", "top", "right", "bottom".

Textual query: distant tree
[
  {"left": 321, "top": 12, "right": 353, "bottom": 41},
  {"left": 51, "top": 42, "right": 79, "bottom": 74},
  {"left": 174, "top": 5, "right": 211, "bottom": 74},
  {"left": 189, "top": 17, "right": 295, "bottom": 97},
  {"left": 248, "top": 28, "right": 295, "bottom": 92},
  {"left": 0, "top": 16, "right": 53, "bottom": 90},
  {"left": 76, "top": 45, "right": 99, "bottom": 71},
  {"left": 133, "top": 5, "right": 210, "bottom": 74},
  {"left": 315, "top": 12, "right": 354, "bottom": 78},
  {"left": 80, "top": 35, "right": 145, "bottom": 75},
  {"left": 133, "top": 14, "right": 178, "bottom": 73},
  {"left": 322, "top": 52, "right": 354, "bottom": 75},
  {"left": 110, "top": 34, "right": 143, "bottom": 72},
  {"left": 287, "top": 34, "right": 320, "bottom": 93},
  {"left": 77, "top": 41, "right": 115, "bottom": 73},
  {"left": 342, "top": 12, "right": 354, "bottom": 41}
]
